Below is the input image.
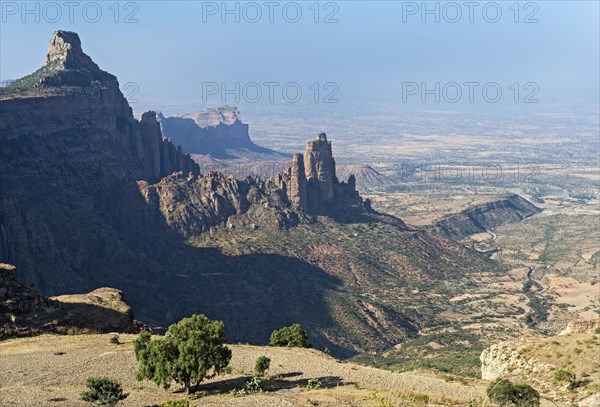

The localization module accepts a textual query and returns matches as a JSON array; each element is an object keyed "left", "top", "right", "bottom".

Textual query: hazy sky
[{"left": 1, "top": 1, "right": 599, "bottom": 111}]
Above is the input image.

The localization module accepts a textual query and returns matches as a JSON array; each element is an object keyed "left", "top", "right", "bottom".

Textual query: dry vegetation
[{"left": 0, "top": 334, "right": 489, "bottom": 407}]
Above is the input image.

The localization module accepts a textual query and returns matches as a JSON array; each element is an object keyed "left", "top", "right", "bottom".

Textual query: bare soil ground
[{"left": 0, "top": 334, "right": 492, "bottom": 407}]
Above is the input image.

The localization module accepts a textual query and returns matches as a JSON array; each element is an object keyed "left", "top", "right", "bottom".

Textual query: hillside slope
[
  {"left": 0, "top": 333, "right": 489, "bottom": 407},
  {"left": 1, "top": 31, "right": 500, "bottom": 357},
  {"left": 433, "top": 194, "right": 542, "bottom": 238}
]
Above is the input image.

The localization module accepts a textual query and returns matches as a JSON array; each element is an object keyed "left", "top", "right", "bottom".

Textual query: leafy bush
[
  {"left": 487, "top": 378, "right": 540, "bottom": 407},
  {"left": 230, "top": 377, "right": 263, "bottom": 395},
  {"left": 270, "top": 324, "right": 308, "bottom": 348},
  {"left": 306, "top": 378, "right": 322, "bottom": 390},
  {"left": 80, "top": 377, "right": 127, "bottom": 406},
  {"left": 109, "top": 335, "right": 120, "bottom": 345},
  {"left": 254, "top": 356, "right": 271, "bottom": 377},
  {"left": 158, "top": 400, "right": 191, "bottom": 407},
  {"left": 133, "top": 314, "right": 232, "bottom": 393},
  {"left": 554, "top": 369, "right": 577, "bottom": 389},
  {"left": 595, "top": 327, "right": 600, "bottom": 335}
]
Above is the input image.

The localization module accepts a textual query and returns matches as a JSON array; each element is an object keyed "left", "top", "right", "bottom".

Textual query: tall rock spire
[
  {"left": 304, "top": 132, "right": 336, "bottom": 203},
  {"left": 286, "top": 153, "right": 308, "bottom": 209}
]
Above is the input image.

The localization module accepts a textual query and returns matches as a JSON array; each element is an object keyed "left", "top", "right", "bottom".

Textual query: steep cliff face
[
  {"left": 0, "top": 31, "right": 199, "bottom": 292},
  {"left": 159, "top": 107, "right": 285, "bottom": 159},
  {"left": 0, "top": 31, "right": 199, "bottom": 183},
  {"left": 559, "top": 318, "right": 600, "bottom": 335},
  {"left": 434, "top": 194, "right": 542, "bottom": 238},
  {"left": 138, "top": 171, "right": 303, "bottom": 238}
]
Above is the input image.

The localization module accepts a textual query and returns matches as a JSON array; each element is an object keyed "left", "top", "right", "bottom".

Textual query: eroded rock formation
[
  {"left": 559, "top": 318, "right": 600, "bottom": 335},
  {"left": 0, "top": 263, "right": 136, "bottom": 338},
  {"left": 272, "top": 132, "right": 362, "bottom": 214},
  {"left": 1, "top": 30, "right": 200, "bottom": 184},
  {"left": 434, "top": 194, "right": 541, "bottom": 238}
]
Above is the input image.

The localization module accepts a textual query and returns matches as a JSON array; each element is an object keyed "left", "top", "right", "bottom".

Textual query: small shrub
[
  {"left": 487, "top": 378, "right": 540, "bottom": 407},
  {"left": 595, "top": 327, "right": 600, "bottom": 335},
  {"left": 254, "top": 356, "right": 271, "bottom": 377},
  {"left": 306, "top": 378, "right": 322, "bottom": 390},
  {"left": 270, "top": 324, "right": 308, "bottom": 348},
  {"left": 158, "top": 401, "right": 191, "bottom": 407},
  {"left": 80, "top": 377, "right": 127, "bottom": 406},
  {"left": 555, "top": 369, "right": 577, "bottom": 389},
  {"left": 412, "top": 394, "right": 430, "bottom": 405},
  {"left": 230, "top": 377, "right": 263, "bottom": 395},
  {"left": 109, "top": 335, "right": 120, "bottom": 345}
]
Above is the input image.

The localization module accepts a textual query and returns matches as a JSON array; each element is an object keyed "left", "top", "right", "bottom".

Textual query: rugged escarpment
[
  {"left": 139, "top": 132, "right": 368, "bottom": 238},
  {"left": 0, "top": 263, "right": 135, "bottom": 337},
  {"left": 160, "top": 106, "right": 285, "bottom": 159},
  {"left": 0, "top": 31, "right": 199, "bottom": 183},
  {"left": 138, "top": 171, "right": 304, "bottom": 238},
  {"left": 433, "top": 194, "right": 541, "bottom": 238},
  {"left": 0, "top": 31, "right": 500, "bottom": 357}
]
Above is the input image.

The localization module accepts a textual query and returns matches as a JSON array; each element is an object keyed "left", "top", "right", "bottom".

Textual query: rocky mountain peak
[
  {"left": 45, "top": 30, "right": 99, "bottom": 71},
  {"left": 1, "top": 30, "right": 117, "bottom": 95}
]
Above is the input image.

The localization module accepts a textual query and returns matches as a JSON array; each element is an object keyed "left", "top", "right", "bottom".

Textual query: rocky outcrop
[
  {"left": 138, "top": 171, "right": 303, "bottom": 238},
  {"left": 559, "top": 318, "right": 600, "bottom": 335},
  {"left": 1, "top": 264, "right": 136, "bottom": 337},
  {"left": 481, "top": 335, "right": 600, "bottom": 404},
  {"left": 273, "top": 132, "right": 363, "bottom": 215},
  {"left": 304, "top": 132, "right": 336, "bottom": 204},
  {"left": 286, "top": 153, "right": 308, "bottom": 209},
  {"left": 138, "top": 131, "right": 369, "bottom": 238},
  {"left": 434, "top": 194, "right": 541, "bottom": 238},
  {"left": 51, "top": 287, "right": 135, "bottom": 334},
  {"left": 45, "top": 30, "right": 99, "bottom": 70},
  {"left": 0, "top": 31, "right": 199, "bottom": 183},
  {"left": 0, "top": 263, "right": 58, "bottom": 336}
]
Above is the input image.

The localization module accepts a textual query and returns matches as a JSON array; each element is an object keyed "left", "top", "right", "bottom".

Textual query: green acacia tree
[
  {"left": 270, "top": 323, "right": 308, "bottom": 348},
  {"left": 133, "top": 314, "right": 232, "bottom": 393}
]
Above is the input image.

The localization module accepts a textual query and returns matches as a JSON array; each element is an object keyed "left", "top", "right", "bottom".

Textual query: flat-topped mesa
[{"left": 304, "top": 132, "right": 336, "bottom": 204}]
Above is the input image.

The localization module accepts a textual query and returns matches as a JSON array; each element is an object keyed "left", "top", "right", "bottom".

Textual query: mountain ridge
[{"left": 1, "top": 31, "right": 502, "bottom": 357}]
